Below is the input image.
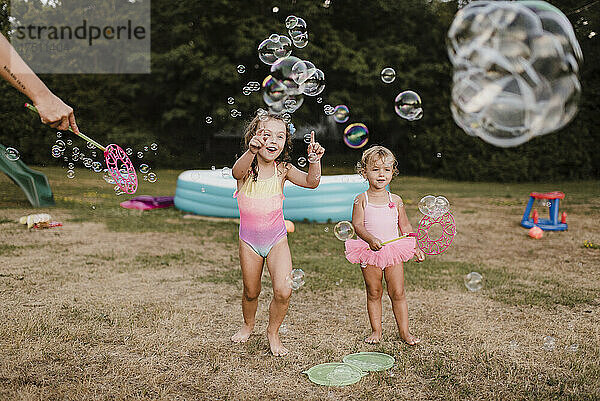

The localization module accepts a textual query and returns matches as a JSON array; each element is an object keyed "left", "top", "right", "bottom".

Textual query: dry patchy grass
[{"left": 0, "top": 169, "right": 599, "bottom": 400}]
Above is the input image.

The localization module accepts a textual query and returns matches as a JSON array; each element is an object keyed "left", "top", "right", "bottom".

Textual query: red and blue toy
[{"left": 521, "top": 191, "right": 567, "bottom": 231}]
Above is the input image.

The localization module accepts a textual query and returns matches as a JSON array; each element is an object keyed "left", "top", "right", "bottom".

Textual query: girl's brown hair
[
  {"left": 242, "top": 110, "right": 293, "bottom": 180},
  {"left": 355, "top": 145, "right": 399, "bottom": 177}
]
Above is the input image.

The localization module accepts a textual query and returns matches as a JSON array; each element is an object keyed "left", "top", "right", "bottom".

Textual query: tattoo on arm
[{"left": 3, "top": 65, "right": 26, "bottom": 92}]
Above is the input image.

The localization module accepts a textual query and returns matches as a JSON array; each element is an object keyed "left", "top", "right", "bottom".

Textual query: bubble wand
[{"left": 25, "top": 103, "right": 138, "bottom": 194}]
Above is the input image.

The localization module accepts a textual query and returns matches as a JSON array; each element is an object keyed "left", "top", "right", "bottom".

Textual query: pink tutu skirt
[{"left": 345, "top": 237, "right": 416, "bottom": 269}]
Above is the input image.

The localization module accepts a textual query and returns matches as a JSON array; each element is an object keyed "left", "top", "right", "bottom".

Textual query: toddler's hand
[
  {"left": 248, "top": 135, "right": 265, "bottom": 154},
  {"left": 368, "top": 238, "right": 383, "bottom": 251},
  {"left": 307, "top": 130, "right": 325, "bottom": 162},
  {"left": 414, "top": 248, "right": 425, "bottom": 263}
]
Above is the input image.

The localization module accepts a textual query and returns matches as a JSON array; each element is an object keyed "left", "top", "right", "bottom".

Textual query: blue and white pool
[{"left": 174, "top": 169, "right": 368, "bottom": 222}]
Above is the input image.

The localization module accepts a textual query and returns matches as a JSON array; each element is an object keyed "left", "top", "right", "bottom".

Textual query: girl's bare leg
[
  {"left": 231, "top": 240, "right": 264, "bottom": 343},
  {"left": 361, "top": 265, "right": 384, "bottom": 343},
  {"left": 265, "top": 237, "right": 293, "bottom": 356},
  {"left": 384, "top": 263, "right": 420, "bottom": 345}
]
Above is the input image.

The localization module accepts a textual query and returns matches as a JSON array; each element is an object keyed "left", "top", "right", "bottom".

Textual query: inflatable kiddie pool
[{"left": 174, "top": 170, "right": 368, "bottom": 222}]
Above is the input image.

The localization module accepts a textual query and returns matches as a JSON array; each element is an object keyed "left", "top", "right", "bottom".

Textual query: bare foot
[
  {"left": 365, "top": 331, "right": 383, "bottom": 344},
  {"left": 267, "top": 331, "right": 289, "bottom": 356},
  {"left": 231, "top": 324, "right": 254, "bottom": 343},
  {"left": 401, "top": 333, "right": 421, "bottom": 346}
]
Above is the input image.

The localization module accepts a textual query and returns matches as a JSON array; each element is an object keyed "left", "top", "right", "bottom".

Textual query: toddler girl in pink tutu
[{"left": 345, "top": 145, "right": 425, "bottom": 345}]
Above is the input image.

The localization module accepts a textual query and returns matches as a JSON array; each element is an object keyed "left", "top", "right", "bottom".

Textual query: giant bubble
[{"left": 447, "top": 1, "right": 582, "bottom": 147}]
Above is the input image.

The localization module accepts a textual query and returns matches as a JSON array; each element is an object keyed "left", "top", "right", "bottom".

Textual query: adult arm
[{"left": 0, "top": 33, "right": 79, "bottom": 133}]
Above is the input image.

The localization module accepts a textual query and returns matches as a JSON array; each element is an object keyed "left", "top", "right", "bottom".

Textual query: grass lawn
[{"left": 1, "top": 167, "right": 599, "bottom": 400}]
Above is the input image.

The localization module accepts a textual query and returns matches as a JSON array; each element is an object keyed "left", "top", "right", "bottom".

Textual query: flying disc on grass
[
  {"left": 342, "top": 352, "right": 395, "bottom": 372},
  {"left": 302, "top": 362, "right": 367, "bottom": 386}
]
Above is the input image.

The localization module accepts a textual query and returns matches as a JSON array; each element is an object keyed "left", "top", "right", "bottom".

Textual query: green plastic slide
[{"left": 0, "top": 144, "right": 55, "bottom": 207}]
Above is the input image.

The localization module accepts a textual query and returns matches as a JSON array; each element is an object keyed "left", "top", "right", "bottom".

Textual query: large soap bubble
[
  {"left": 395, "top": 91, "right": 423, "bottom": 121},
  {"left": 343, "top": 123, "right": 369, "bottom": 149},
  {"left": 447, "top": 1, "right": 583, "bottom": 147},
  {"left": 263, "top": 56, "right": 306, "bottom": 114},
  {"left": 258, "top": 34, "right": 293, "bottom": 65}
]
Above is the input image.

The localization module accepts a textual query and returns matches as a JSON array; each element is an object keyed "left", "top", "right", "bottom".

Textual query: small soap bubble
[
  {"left": 92, "top": 162, "right": 102, "bottom": 172},
  {"left": 71, "top": 154, "right": 79, "bottom": 162},
  {"left": 147, "top": 172, "right": 157, "bottom": 183},
  {"left": 324, "top": 227, "right": 329, "bottom": 232},
  {"left": 272, "top": 6, "right": 279, "bottom": 13},
  {"left": 51, "top": 145, "right": 62, "bottom": 158},
  {"left": 63, "top": 156, "right": 68, "bottom": 162},
  {"left": 55, "top": 140, "right": 66, "bottom": 151},
  {"left": 227, "top": 97, "right": 235, "bottom": 105},
  {"left": 242, "top": 87, "right": 252, "bottom": 96},
  {"left": 150, "top": 143, "right": 158, "bottom": 151},
  {"left": 206, "top": 116, "right": 213, "bottom": 124},
  {"left": 333, "top": 105, "right": 350, "bottom": 123},
  {"left": 303, "top": 133, "right": 312, "bottom": 144},
  {"left": 543, "top": 336, "right": 556, "bottom": 351},
  {"left": 139, "top": 164, "right": 150, "bottom": 174},
  {"left": 395, "top": 90, "right": 423, "bottom": 121},
  {"left": 4, "top": 147, "right": 20, "bottom": 161},
  {"left": 72, "top": 147, "right": 80, "bottom": 155},
  {"left": 144, "top": 146, "right": 149, "bottom": 151},
  {"left": 464, "top": 272, "right": 484, "bottom": 292},
  {"left": 91, "top": 151, "right": 97, "bottom": 158},
  {"left": 91, "top": 205, "right": 96, "bottom": 210},
  {"left": 137, "top": 152, "right": 144, "bottom": 159},
  {"left": 200, "top": 187, "right": 206, "bottom": 193},
  {"left": 566, "top": 343, "right": 578, "bottom": 352},
  {"left": 230, "top": 109, "right": 241, "bottom": 118},
  {"left": 126, "top": 148, "right": 133, "bottom": 155},
  {"left": 221, "top": 167, "right": 232, "bottom": 178},
  {"left": 436, "top": 152, "right": 442, "bottom": 158},
  {"left": 87, "top": 142, "right": 95, "bottom": 149},
  {"left": 590, "top": 31, "right": 596, "bottom": 38},
  {"left": 343, "top": 123, "right": 369, "bottom": 149},
  {"left": 323, "top": 104, "right": 335, "bottom": 115},
  {"left": 285, "top": 15, "right": 298, "bottom": 29},
  {"left": 68, "top": 162, "right": 75, "bottom": 170},
  {"left": 297, "top": 157, "right": 307, "bottom": 167},
  {"left": 334, "top": 221, "right": 355, "bottom": 241},
  {"left": 291, "top": 269, "right": 305, "bottom": 281},
  {"left": 308, "top": 152, "right": 318, "bottom": 163},
  {"left": 56, "top": 132, "right": 62, "bottom": 138},
  {"left": 237, "top": 64, "right": 246, "bottom": 74},
  {"left": 316, "top": 97, "right": 322, "bottom": 103},
  {"left": 381, "top": 67, "right": 396, "bottom": 83},
  {"left": 66, "top": 169, "right": 75, "bottom": 179},
  {"left": 211, "top": 166, "right": 216, "bottom": 170},
  {"left": 281, "top": 112, "right": 292, "bottom": 123},
  {"left": 66, "top": 139, "right": 72, "bottom": 146}
]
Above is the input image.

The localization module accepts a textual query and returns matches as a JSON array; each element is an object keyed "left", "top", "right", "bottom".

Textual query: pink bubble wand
[
  {"left": 380, "top": 213, "right": 456, "bottom": 256},
  {"left": 25, "top": 103, "right": 138, "bottom": 194}
]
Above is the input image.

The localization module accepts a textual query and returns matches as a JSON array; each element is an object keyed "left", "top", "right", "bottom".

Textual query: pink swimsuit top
[{"left": 363, "top": 191, "right": 401, "bottom": 243}]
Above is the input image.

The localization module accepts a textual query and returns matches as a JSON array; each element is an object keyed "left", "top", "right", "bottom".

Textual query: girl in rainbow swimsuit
[{"left": 231, "top": 111, "right": 325, "bottom": 356}]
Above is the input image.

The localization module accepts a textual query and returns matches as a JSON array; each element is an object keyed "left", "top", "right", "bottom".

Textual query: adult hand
[
  {"left": 34, "top": 92, "right": 80, "bottom": 134},
  {"left": 307, "top": 130, "right": 325, "bottom": 162}
]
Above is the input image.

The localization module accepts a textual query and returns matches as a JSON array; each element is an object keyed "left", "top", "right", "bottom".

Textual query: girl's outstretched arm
[
  {"left": 232, "top": 135, "right": 265, "bottom": 180},
  {"left": 352, "top": 193, "right": 382, "bottom": 251},
  {"left": 285, "top": 130, "right": 324, "bottom": 188}
]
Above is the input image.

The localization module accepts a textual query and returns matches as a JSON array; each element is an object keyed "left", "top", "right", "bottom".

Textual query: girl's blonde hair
[
  {"left": 355, "top": 145, "right": 399, "bottom": 176},
  {"left": 242, "top": 110, "right": 293, "bottom": 180}
]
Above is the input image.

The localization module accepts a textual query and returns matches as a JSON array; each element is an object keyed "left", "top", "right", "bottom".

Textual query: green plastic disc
[
  {"left": 342, "top": 352, "right": 395, "bottom": 372},
  {"left": 302, "top": 362, "right": 367, "bottom": 386}
]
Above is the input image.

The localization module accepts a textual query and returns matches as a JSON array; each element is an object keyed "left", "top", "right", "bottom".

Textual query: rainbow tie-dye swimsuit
[{"left": 234, "top": 168, "right": 287, "bottom": 258}]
